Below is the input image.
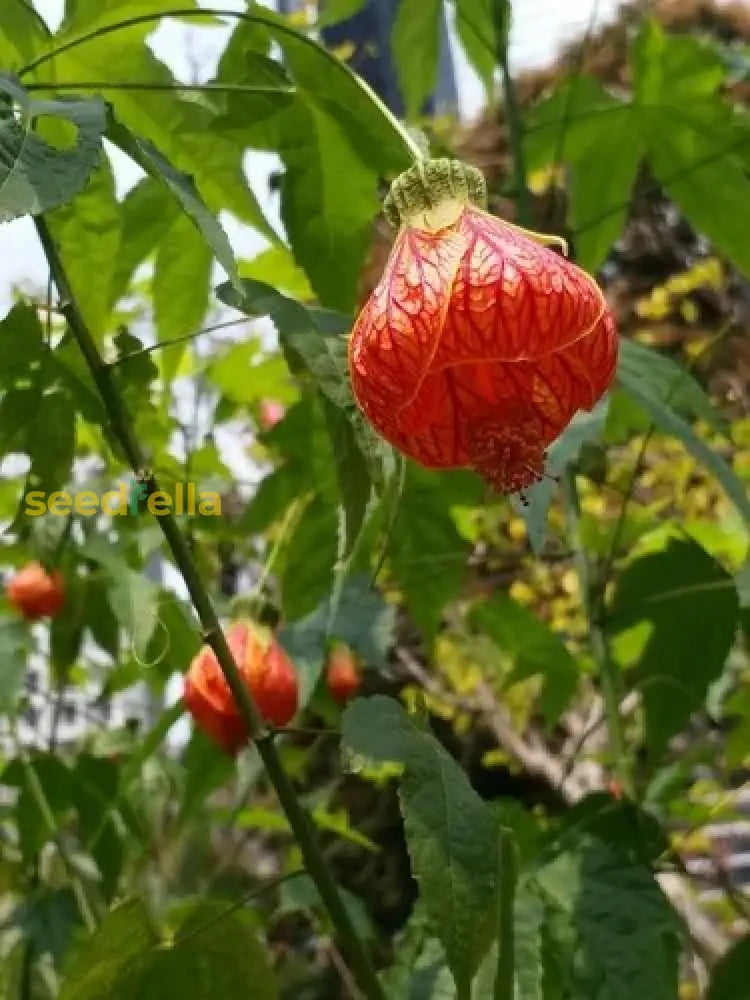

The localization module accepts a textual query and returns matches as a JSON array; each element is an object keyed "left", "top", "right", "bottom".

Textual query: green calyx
[{"left": 382, "top": 158, "right": 487, "bottom": 230}]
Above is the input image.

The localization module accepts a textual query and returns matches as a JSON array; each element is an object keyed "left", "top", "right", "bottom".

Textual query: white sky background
[{"left": 0, "top": 0, "right": 635, "bottom": 307}]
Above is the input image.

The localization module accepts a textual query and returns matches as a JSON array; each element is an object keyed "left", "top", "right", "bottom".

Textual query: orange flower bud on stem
[
  {"left": 184, "top": 621, "right": 298, "bottom": 755},
  {"left": 6, "top": 562, "right": 65, "bottom": 620},
  {"left": 326, "top": 644, "right": 361, "bottom": 704}
]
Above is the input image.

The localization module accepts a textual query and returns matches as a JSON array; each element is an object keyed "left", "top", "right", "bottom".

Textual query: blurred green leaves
[
  {"left": 525, "top": 19, "right": 750, "bottom": 275},
  {"left": 609, "top": 536, "right": 740, "bottom": 763},
  {"left": 471, "top": 594, "right": 579, "bottom": 728},
  {"left": 392, "top": 0, "right": 443, "bottom": 119},
  {"left": 707, "top": 937, "right": 750, "bottom": 1000},
  {"left": 58, "top": 897, "right": 278, "bottom": 1000}
]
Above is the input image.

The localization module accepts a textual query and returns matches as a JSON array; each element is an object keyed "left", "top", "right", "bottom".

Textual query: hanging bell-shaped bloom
[
  {"left": 184, "top": 621, "right": 298, "bottom": 755},
  {"left": 349, "top": 159, "right": 618, "bottom": 494}
]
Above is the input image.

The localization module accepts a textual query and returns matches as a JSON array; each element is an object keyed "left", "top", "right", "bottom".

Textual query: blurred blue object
[{"left": 277, "top": 0, "right": 458, "bottom": 115}]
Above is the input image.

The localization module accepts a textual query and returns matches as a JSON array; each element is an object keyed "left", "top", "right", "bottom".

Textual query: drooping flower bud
[
  {"left": 325, "top": 644, "right": 361, "bottom": 704},
  {"left": 6, "top": 562, "right": 65, "bottom": 620},
  {"left": 349, "top": 158, "right": 618, "bottom": 495},
  {"left": 184, "top": 621, "right": 298, "bottom": 754},
  {"left": 258, "top": 399, "right": 285, "bottom": 432}
]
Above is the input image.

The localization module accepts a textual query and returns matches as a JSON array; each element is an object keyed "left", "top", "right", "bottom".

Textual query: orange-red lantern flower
[
  {"left": 349, "top": 159, "right": 618, "bottom": 494},
  {"left": 325, "top": 643, "right": 361, "bottom": 705},
  {"left": 184, "top": 621, "right": 298, "bottom": 755},
  {"left": 6, "top": 562, "right": 65, "bottom": 620}
]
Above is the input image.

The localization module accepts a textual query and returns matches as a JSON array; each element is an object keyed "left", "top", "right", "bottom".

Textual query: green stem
[
  {"left": 495, "top": 828, "right": 517, "bottom": 1000},
  {"left": 14, "top": 734, "right": 98, "bottom": 932},
  {"left": 34, "top": 216, "right": 385, "bottom": 1000},
  {"left": 111, "top": 318, "right": 249, "bottom": 366},
  {"left": 371, "top": 454, "right": 406, "bottom": 586},
  {"left": 24, "top": 81, "right": 294, "bottom": 95},
  {"left": 494, "top": 0, "right": 531, "bottom": 227},
  {"left": 19, "top": 940, "right": 34, "bottom": 1000},
  {"left": 19, "top": 7, "right": 422, "bottom": 165},
  {"left": 562, "top": 470, "right": 633, "bottom": 797}
]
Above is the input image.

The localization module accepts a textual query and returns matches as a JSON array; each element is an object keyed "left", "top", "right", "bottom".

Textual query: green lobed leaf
[
  {"left": 0, "top": 1, "right": 50, "bottom": 70},
  {"left": 216, "top": 277, "right": 393, "bottom": 490},
  {"left": 617, "top": 339, "right": 727, "bottom": 434},
  {"left": 59, "top": 0, "right": 199, "bottom": 36},
  {"left": 535, "top": 837, "right": 679, "bottom": 1000},
  {"left": 512, "top": 880, "right": 545, "bottom": 1000},
  {"left": 214, "top": 12, "right": 410, "bottom": 308},
  {"left": 49, "top": 570, "right": 85, "bottom": 681},
  {"left": 342, "top": 696, "right": 500, "bottom": 999},
  {"left": 107, "top": 567, "right": 160, "bottom": 661},
  {"left": 0, "top": 301, "right": 45, "bottom": 375},
  {"left": 107, "top": 114, "right": 242, "bottom": 294},
  {"left": 142, "top": 594, "right": 200, "bottom": 688},
  {"left": 209, "top": 343, "right": 295, "bottom": 408},
  {"left": 707, "top": 936, "right": 750, "bottom": 1000},
  {"left": 43, "top": 35, "right": 275, "bottom": 240},
  {"left": 48, "top": 156, "right": 121, "bottom": 341},
  {"left": 239, "top": 244, "right": 312, "bottom": 300},
  {"left": 471, "top": 594, "right": 580, "bottom": 729},
  {"left": 2, "top": 756, "right": 73, "bottom": 864},
  {"left": 389, "top": 466, "right": 476, "bottom": 642},
  {"left": 85, "top": 570, "right": 120, "bottom": 659},
  {"left": 632, "top": 18, "right": 726, "bottom": 104},
  {"left": 641, "top": 104, "right": 750, "bottom": 278},
  {"left": 321, "top": 394, "right": 374, "bottom": 565},
  {"left": 524, "top": 76, "right": 639, "bottom": 273},
  {"left": 179, "top": 728, "right": 236, "bottom": 824},
  {"left": 280, "top": 493, "right": 338, "bottom": 621},
  {"left": 608, "top": 536, "right": 740, "bottom": 764},
  {"left": 279, "top": 98, "right": 380, "bottom": 311},
  {"left": 451, "top": 0, "right": 496, "bottom": 100},
  {"left": 152, "top": 210, "right": 212, "bottom": 348},
  {"left": 630, "top": 20, "right": 750, "bottom": 277},
  {"left": 0, "top": 74, "right": 106, "bottom": 222},
  {"left": 244, "top": 10, "right": 412, "bottom": 173},
  {"left": 317, "top": 0, "right": 369, "bottom": 26},
  {"left": 58, "top": 896, "right": 278, "bottom": 1000},
  {"left": 110, "top": 178, "right": 173, "bottom": 307},
  {"left": 71, "top": 754, "right": 123, "bottom": 901},
  {"left": 12, "top": 888, "right": 80, "bottom": 969},
  {"left": 25, "top": 387, "right": 77, "bottom": 497},
  {"left": 392, "top": 0, "right": 443, "bottom": 119},
  {"left": 0, "top": 616, "right": 32, "bottom": 716}
]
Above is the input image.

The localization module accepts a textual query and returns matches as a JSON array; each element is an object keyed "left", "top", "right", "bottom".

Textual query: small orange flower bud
[
  {"left": 6, "top": 562, "right": 65, "bottom": 620},
  {"left": 325, "top": 644, "right": 361, "bottom": 704},
  {"left": 608, "top": 779, "right": 624, "bottom": 801},
  {"left": 184, "top": 621, "right": 298, "bottom": 754}
]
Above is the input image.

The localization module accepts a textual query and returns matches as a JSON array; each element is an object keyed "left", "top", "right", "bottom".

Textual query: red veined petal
[
  {"left": 388, "top": 361, "right": 563, "bottom": 470},
  {"left": 432, "top": 207, "right": 606, "bottom": 369},
  {"left": 551, "top": 307, "right": 619, "bottom": 410},
  {"left": 349, "top": 222, "right": 466, "bottom": 443}
]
